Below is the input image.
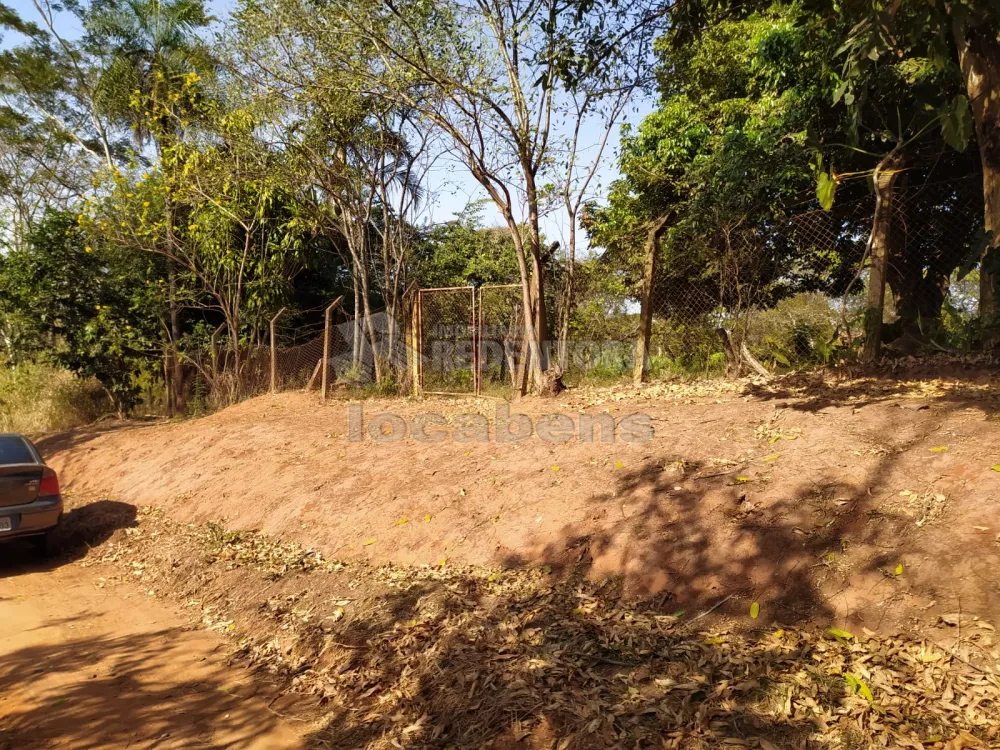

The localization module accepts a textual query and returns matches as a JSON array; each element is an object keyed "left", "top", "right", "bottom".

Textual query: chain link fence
[
  {"left": 564, "top": 175, "right": 986, "bottom": 383},
  {"left": 178, "top": 302, "right": 409, "bottom": 410},
  {"left": 478, "top": 284, "right": 524, "bottom": 397},
  {"left": 417, "top": 287, "right": 477, "bottom": 395},
  {"left": 176, "top": 175, "right": 989, "bottom": 408}
]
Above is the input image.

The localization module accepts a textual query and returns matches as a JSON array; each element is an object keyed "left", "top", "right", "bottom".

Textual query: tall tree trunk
[
  {"left": 556, "top": 219, "right": 576, "bottom": 372},
  {"left": 382, "top": 242, "right": 400, "bottom": 377},
  {"left": 501, "top": 215, "right": 543, "bottom": 395},
  {"left": 634, "top": 215, "right": 670, "bottom": 384},
  {"left": 527, "top": 200, "right": 551, "bottom": 378},
  {"left": 954, "top": 20, "right": 1000, "bottom": 343},
  {"left": 352, "top": 271, "right": 362, "bottom": 370},
  {"left": 166, "top": 256, "right": 184, "bottom": 414},
  {"left": 359, "top": 260, "right": 383, "bottom": 383},
  {"left": 863, "top": 151, "right": 905, "bottom": 364}
]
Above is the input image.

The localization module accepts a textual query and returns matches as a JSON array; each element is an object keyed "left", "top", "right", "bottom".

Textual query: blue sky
[{"left": 4, "top": 0, "right": 654, "bottom": 249}]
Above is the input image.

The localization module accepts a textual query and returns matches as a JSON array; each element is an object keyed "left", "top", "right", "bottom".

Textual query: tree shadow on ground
[
  {"left": 742, "top": 364, "right": 1000, "bottom": 414},
  {"left": 0, "top": 628, "right": 295, "bottom": 750},
  {"left": 500, "top": 370, "right": 1000, "bottom": 631},
  {"left": 289, "top": 547, "right": 993, "bottom": 750},
  {"left": 31, "top": 419, "right": 165, "bottom": 460},
  {"left": 0, "top": 500, "right": 136, "bottom": 579}
]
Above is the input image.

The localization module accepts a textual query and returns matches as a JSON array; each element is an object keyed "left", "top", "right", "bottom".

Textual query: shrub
[{"left": 0, "top": 361, "right": 107, "bottom": 433}]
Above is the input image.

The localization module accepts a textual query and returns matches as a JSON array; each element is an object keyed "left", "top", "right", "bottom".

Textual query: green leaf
[
  {"left": 750, "top": 601, "right": 760, "bottom": 619},
  {"left": 845, "top": 673, "right": 874, "bottom": 701},
  {"left": 817, "top": 170, "right": 837, "bottom": 211},
  {"left": 941, "top": 95, "right": 973, "bottom": 153},
  {"left": 832, "top": 80, "right": 849, "bottom": 106},
  {"left": 826, "top": 627, "right": 854, "bottom": 640}
]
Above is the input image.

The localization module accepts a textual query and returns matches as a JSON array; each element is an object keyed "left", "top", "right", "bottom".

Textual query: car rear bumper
[{"left": 0, "top": 495, "right": 63, "bottom": 539}]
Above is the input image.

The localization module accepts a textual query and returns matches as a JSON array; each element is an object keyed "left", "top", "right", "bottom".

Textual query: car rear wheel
[{"left": 30, "top": 530, "right": 58, "bottom": 558}]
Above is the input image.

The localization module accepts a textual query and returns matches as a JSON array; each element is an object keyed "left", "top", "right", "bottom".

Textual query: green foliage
[
  {"left": 1, "top": 0, "right": 996, "bottom": 408},
  {"left": 414, "top": 203, "right": 521, "bottom": 288},
  {"left": 0, "top": 209, "right": 164, "bottom": 411},
  {"left": 941, "top": 95, "right": 974, "bottom": 153},
  {"left": 816, "top": 168, "right": 837, "bottom": 211},
  {"left": 588, "top": 4, "right": 836, "bottom": 314},
  {"left": 744, "top": 293, "right": 846, "bottom": 368}
]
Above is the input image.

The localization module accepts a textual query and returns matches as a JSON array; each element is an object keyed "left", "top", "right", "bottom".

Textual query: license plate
[{"left": 0, "top": 517, "right": 11, "bottom": 532}]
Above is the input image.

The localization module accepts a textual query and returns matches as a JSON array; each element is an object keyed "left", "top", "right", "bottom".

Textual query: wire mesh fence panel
[
  {"left": 325, "top": 308, "right": 403, "bottom": 387},
  {"left": 419, "top": 287, "right": 476, "bottom": 394},
  {"left": 737, "top": 178, "right": 986, "bottom": 369},
  {"left": 630, "top": 176, "right": 988, "bottom": 378},
  {"left": 274, "top": 334, "right": 327, "bottom": 392},
  {"left": 478, "top": 284, "right": 524, "bottom": 397},
  {"left": 561, "top": 283, "right": 642, "bottom": 383},
  {"left": 176, "top": 177, "right": 989, "bottom": 405},
  {"left": 174, "top": 299, "right": 407, "bottom": 409}
]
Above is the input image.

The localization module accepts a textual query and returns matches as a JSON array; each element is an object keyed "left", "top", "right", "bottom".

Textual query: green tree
[
  {"left": 590, "top": 1, "right": 983, "bottom": 366},
  {"left": 86, "top": 0, "right": 216, "bottom": 412},
  {"left": 413, "top": 203, "right": 521, "bottom": 288},
  {"left": 0, "top": 209, "right": 165, "bottom": 412},
  {"left": 589, "top": 5, "right": 834, "bottom": 319},
  {"left": 85, "top": 108, "right": 315, "bottom": 403},
  {"left": 826, "top": 0, "right": 1000, "bottom": 339}
]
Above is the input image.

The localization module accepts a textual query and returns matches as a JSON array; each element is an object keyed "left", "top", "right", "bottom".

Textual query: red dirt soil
[
  {"left": 0, "top": 546, "right": 304, "bottom": 749},
  {"left": 39, "top": 370, "right": 1000, "bottom": 633}
]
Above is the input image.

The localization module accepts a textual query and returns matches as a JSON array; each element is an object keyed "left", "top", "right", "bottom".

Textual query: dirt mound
[{"left": 39, "top": 372, "right": 1000, "bottom": 632}]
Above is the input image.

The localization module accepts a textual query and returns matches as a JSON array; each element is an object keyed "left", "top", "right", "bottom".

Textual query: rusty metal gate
[
  {"left": 476, "top": 284, "right": 524, "bottom": 397},
  {"left": 417, "top": 286, "right": 477, "bottom": 395},
  {"left": 416, "top": 284, "right": 524, "bottom": 397}
]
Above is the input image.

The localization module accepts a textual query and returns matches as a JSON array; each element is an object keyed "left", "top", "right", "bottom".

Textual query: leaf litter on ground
[{"left": 83, "top": 505, "right": 1000, "bottom": 750}]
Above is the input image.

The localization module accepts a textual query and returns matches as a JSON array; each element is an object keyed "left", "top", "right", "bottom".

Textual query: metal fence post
[
  {"left": 270, "top": 307, "right": 286, "bottom": 394},
  {"left": 472, "top": 286, "right": 480, "bottom": 396},
  {"left": 402, "top": 283, "right": 420, "bottom": 397},
  {"left": 321, "top": 296, "right": 344, "bottom": 401},
  {"left": 476, "top": 287, "right": 482, "bottom": 396},
  {"left": 416, "top": 289, "right": 423, "bottom": 396}
]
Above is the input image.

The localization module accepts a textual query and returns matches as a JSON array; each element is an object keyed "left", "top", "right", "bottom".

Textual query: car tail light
[{"left": 39, "top": 467, "right": 60, "bottom": 497}]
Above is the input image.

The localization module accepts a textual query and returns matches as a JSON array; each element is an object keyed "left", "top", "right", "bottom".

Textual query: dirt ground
[
  {"left": 0, "top": 534, "right": 306, "bottom": 749},
  {"left": 41, "top": 365, "right": 1000, "bottom": 634},
  {"left": 13, "top": 499, "right": 995, "bottom": 750},
  {"left": 3, "top": 363, "right": 1000, "bottom": 749}
]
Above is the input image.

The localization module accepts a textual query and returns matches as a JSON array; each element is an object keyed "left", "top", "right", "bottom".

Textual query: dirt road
[{"left": 0, "top": 542, "right": 306, "bottom": 750}]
